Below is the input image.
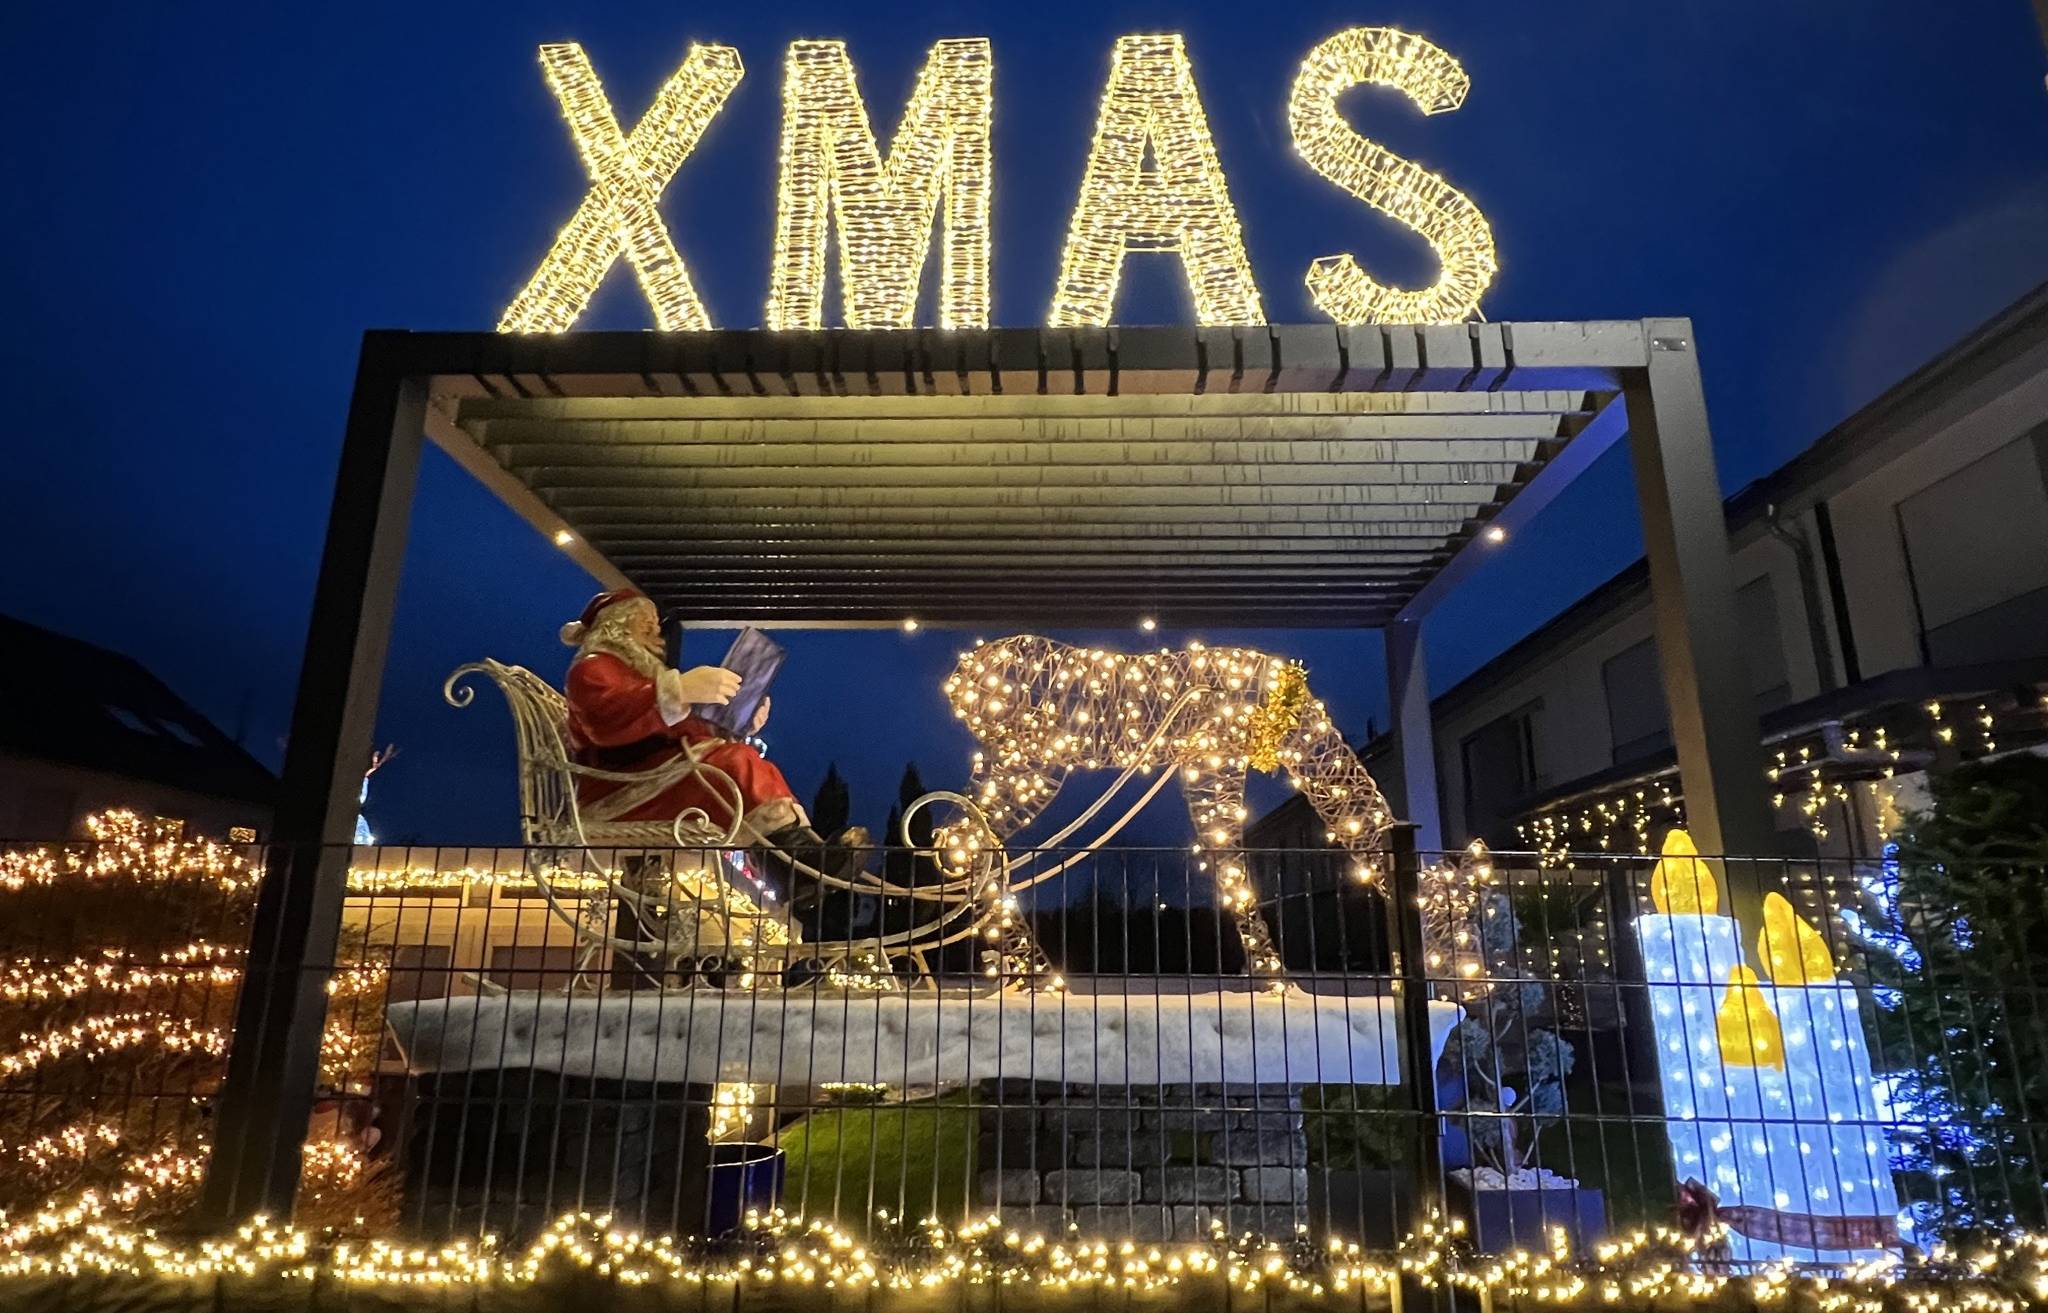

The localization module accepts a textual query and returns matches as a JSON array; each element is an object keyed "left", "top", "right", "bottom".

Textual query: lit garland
[
  {"left": 824, "top": 947, "right": 901, "bottom": 992},
  {"left": 943, "top": 637, "right": 1393, "bottom": 981},
  {"left": 1288, "top": 27, "right": 1496, "bottom": 325},
  {"left": 766, "top": 39, "right": 992, "bottom": 330},
  {"left": 498, "top": 42, "right": 745, "bottom": 333},
  {"left": 1048, "top": 35, "right": 1264, "bottom": 327},
  {"left": 1519, "top": 687, "right": 2047, "bottom": 866},
  {"left": 0, "top": 942, "right": 238, "bottom": 1002},
  {"left": 0, "top": 1012, "right": 225, "bottom": 1081},
  {"left": 1, "top": 1206, "right": 2045, "bottom": 1311},
  {"left": 0, "top": 810, "right": 259, "bottom": 893},
  {"left": 1417, "top": 838, "right": 1495, "bottom": 987},
  {"left": 0, "top": 811, "right": 396, "bottom": 1241},
  {"left": 708, "top": 1083, "right": 759, "bottom": 1142}
]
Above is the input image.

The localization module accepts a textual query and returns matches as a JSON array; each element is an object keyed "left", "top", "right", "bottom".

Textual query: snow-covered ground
[{"left": 385, "top": 987, "right": 1461, "bottom": 1088}]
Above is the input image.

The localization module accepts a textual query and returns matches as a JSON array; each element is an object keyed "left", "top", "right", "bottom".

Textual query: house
[
  {"left": 1253, "top": 282, "right": 2048, "bottom": 863},
  {"left": 0, "top": 614, "right": 276, "bottom": 840}
]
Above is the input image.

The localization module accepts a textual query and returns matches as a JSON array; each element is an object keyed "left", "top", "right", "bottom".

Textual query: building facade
[{"left": 1257, "top": 283, "right": 2048, "bottom": 861}]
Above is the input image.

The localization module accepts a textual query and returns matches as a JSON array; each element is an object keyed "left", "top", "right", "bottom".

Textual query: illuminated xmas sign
[{"left": 499, "top": 29, "right": 1497, "bottom": 333}]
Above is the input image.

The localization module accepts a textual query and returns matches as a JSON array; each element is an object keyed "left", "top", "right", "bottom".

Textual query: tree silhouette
[{"left": 811, "top": 763, "right": 850, "bottom": 837}]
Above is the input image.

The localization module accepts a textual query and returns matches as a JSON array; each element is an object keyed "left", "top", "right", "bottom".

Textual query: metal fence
[{"left": 2, "top": 819, "right": 2044, "bottom": 1270}]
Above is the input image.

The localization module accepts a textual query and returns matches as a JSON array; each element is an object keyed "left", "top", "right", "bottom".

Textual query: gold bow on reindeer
[{"left": 1245, "top": 663, "right": 1309, "bottom": 772}]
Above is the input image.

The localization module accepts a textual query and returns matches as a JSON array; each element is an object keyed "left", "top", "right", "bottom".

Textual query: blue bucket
[{"left": 706, "top": 1143, "right": 785, "bottom": 1235}]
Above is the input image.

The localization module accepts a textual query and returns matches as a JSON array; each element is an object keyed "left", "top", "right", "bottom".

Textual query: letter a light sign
[{"left": 498, "top": 28, "right": 1497, "bottom": 334}]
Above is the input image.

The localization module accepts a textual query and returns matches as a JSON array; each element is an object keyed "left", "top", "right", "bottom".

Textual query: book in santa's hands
[{"left": 690, "top": 626, "right": 786, "bottom": 737}]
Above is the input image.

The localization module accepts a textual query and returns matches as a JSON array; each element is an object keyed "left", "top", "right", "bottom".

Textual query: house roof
[{"left": 0, "top": 614, "right": 277, "bottom": 807}]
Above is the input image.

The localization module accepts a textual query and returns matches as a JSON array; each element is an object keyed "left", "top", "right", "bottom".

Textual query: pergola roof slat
[{"left": 415, "top": 325, "right": 1642, "bottom": 627}]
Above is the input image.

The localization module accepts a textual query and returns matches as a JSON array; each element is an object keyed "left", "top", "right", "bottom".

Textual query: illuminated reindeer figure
[{"left": 939, "top": 635, "right": 1396, "bottom": 979}]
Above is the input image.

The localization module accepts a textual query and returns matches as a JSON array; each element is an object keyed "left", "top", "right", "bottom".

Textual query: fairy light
[
  {"left": 1048, "top": 34, "right": 1264, "bottom": 328},
  {"left": 1418, "top": 838, "right": 1494, "bottom": 989},
  {"left": 943, "top": 636, "right": 1392, "bottom": 980},
  {"left": 1288, "top": 27, "right": 1496, "bottom": 325},
  {"left": 1, "top": 1202, "right": 2044, "bottom": 1306},
  {"left": 498, "top": 42, "right": 745, "bottom": 333},
  {"left": 708, "top": 1083, "right": 759, "bottom": 1142},
  {"left": 766, "top": 39, "right": 992, "bottom": 330}
]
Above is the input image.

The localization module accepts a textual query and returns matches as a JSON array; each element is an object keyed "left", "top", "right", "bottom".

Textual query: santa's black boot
[{"left": 757, "top": 823, "right": 870, "bottom": 899}]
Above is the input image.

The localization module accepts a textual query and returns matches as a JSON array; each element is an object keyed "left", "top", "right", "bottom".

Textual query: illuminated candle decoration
[
  {"left": 1635, "top": 827, "right": 1902, "bottom": 1265},
  {"left": 1715, "top": 965, "right": 1785, "bottom": 1071},
  {"left": 942, "top": 636, "right": 1394, "bottom": 982},
  {"left": 499, "top": 43, "right": 745, "bottom": 333},
  {"left": 1048, "top": 34, "right": 1265, "bottom": 328},
  {"left": 1288, "top": 27, "right": 1497, "bottom": 325},
  {"left": 766, "top": 39, "right": 993, "bottom": 331}
]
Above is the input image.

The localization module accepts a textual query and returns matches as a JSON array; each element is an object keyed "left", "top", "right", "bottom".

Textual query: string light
[
  {"left": 498, "top": 42, "right": 745, "bottom": 333},
  {"left": 1288, "top": 27, "right": 1496, "bottom": 325},
  {"left": 1, "top": 1203, "right": 2044, "bottom": 1307},
  {"left": 943, "top": 636, "right": 1392, "bottom": 981},
  {"left": 766, "top": 39, "right": 992, "bottom": 330},
  {"left": 1417, "top": 839, "right": 1494, "bottom": 988},
  {"left": 708, "top": 1083, "right": 759, "bottom": 1142},
  {"left": 1048, "top": 35, "right": 1264, "bottom": 328}
]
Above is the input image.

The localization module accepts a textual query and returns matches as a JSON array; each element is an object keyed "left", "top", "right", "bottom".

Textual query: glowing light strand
[
  {"left": 1289, "top": 27, "right": 1497, "bottom": 325},
  {"left": 943, "top": 636, "right": 1394, "bottom": 981},
  {"left": 1048, "top": 34, "right": 1264, "bottom": 328},
  {"left": 767, "top": 39, "right": 993, "bottom": 330},
  {"left": 498, "top": 43, "right": 744, "bottom": 333}
]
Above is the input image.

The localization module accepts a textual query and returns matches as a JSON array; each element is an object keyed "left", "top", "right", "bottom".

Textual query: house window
[
  {"left": 1603, "top": 575, "right": 1791, "bottom": 765},
  {"left": 1602, "top": 639, "right": 1670, "bottom": 763},
  {"left": 1460, "top": 704, "right": 1539, "bottom": 840},
  {"left": 1897, "top": 430, "right": 2048, "bottom": 666}
]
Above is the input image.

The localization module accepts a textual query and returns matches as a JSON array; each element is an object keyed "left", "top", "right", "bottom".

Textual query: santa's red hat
[{"left": 559, "top": 588, "right": 649, "bottom": 646}]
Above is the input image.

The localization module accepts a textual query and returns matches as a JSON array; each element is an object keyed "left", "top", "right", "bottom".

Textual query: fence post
[{"left": 1387, "top": 827, "right": 1444, "bottom": 1226}]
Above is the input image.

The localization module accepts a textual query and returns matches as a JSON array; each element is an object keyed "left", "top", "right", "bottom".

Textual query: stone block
[
  {"left": 982, "top": 1131, "right": 1066, "bottom": 1169},
  {"left": 1170, "top": 1206, "right": 1226, "bottom": 1240},
  {"left": 1042, "top": 1103, "right": 1140, "bottom": 1136},
  {"left": 990, "top": 1205, "right": 1074, "bottom": 1238},
  {"left": 976, "top": 1168, "right": 1043, "bottom": 1205},
  {"left": 1239, "top": 1167, "right": 1310, "bottom": 1203},
  {"left": 1223, "top": 1204, "right": 1310, "bottom": 1239},
  {"left": 1143, "top": 1165, "right": 1238, "bottom": 1204},
  {"left": 1044, "top": 1168, "right": 1141, "bottom": 1204},
  {"left": 1077, "top": 1204, "right": 1174, "bottom": 1241},
  {"left": 978, "top": 1106, "right": 1042, "bottom": 1147},
  {"left": 1068, "top": 1126, "right": 1179, "bottom": 1168},
  {"left": 1234, "top": 1108, "right": 1308, "bottom": 1135},
  {"left": 1210, "top": 1128, "right": 1309, "bottom": 1167},
  {"left": 1147, "top": 1106, "right": 1232, "bottom": 1134}
]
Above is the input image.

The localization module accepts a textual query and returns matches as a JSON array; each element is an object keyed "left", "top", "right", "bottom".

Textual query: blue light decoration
[
  {"left": 1634, "top": 829, "right": 1902, "bottom": 1264},
  {"left": 1842, "top": 841, "right": 1991, "bottom": 1243}
]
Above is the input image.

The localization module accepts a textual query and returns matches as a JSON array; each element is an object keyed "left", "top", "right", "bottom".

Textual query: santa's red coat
[{"left": 563, "top": 652, "right": 796, "bottom": 829}]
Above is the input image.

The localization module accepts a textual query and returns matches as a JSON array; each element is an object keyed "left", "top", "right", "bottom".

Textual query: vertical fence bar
[{"left": 1387, "top": 828, "right": 1441, "bottom": 1232}]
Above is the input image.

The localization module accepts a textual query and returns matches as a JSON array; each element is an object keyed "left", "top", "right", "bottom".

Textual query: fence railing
[{"left": 1, "top": 820, "right": 2043, "bottom": 1273}]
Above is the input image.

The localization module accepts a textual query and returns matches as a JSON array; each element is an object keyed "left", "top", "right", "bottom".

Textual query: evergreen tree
[
  {"left": 897, "top": 762, "right": 934, "bottom": 849},
  {"left": 811, "top": 763, "right": 850, "bottom": 838},
  {"left": 1848, "top": 755, "right": 2048, "bottom": 1239}
]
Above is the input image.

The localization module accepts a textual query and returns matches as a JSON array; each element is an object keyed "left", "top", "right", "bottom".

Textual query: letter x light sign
[{"left": 498, "top": 43, "right": 743, "bottom": 334}]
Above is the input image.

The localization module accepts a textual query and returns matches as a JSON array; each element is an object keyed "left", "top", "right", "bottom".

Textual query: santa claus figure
[{"left": 559, "top": 588, "right": 866, "bottom": 887}]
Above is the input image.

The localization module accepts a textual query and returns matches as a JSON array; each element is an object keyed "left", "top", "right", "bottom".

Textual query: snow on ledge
[{"left": 385, "top": 988, "right": 1462, "bottom": 1088}]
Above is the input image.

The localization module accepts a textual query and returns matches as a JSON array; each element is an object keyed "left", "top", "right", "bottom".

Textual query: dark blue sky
[{"left": 5, "top": 3, "right": 2046, "bottom": 848}]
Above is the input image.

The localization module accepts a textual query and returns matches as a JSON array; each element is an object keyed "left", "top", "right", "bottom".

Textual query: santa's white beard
[{"left": 576, "top": 613, "right": 666, "bottom": 678}]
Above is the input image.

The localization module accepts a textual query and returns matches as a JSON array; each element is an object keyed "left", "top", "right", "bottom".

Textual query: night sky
[{"left": 5, "top": 3, "right": 2047, "bottom": 854}]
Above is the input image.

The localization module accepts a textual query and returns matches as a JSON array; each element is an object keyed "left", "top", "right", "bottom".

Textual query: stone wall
[{"left": 973, "top": 1079, "right": 1309, "bottom": 1241}]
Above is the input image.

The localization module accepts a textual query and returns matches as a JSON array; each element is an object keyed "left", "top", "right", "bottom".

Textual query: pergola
[{"left": 201, "top": 318, "right": 1774, "bottom": 1222}]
